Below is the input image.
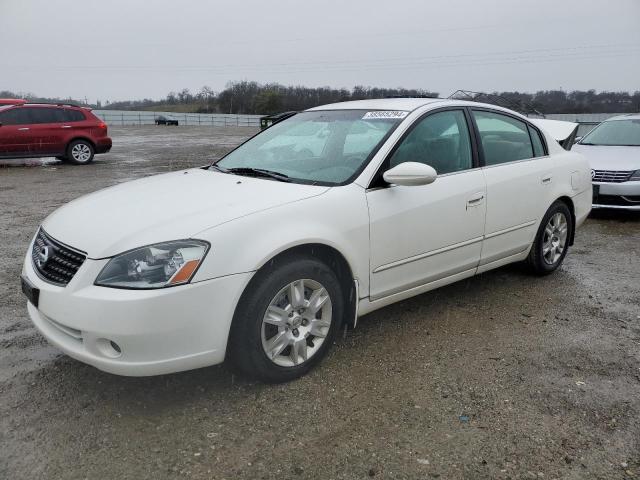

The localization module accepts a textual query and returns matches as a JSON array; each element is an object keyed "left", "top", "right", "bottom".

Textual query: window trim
[
  {"left": 467, "top": 107, "right": 549, "bottom": 168},
  {"left": 367, "top": 106, "right": 480, "bottom": 189}
]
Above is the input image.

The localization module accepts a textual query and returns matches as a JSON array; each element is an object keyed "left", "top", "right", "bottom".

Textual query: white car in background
[
  {"left": 572, "top": 114, "right": 640, "bottom": 210},
  {"left": 21, "top": 98, "right": 592, "bottom": 382}
]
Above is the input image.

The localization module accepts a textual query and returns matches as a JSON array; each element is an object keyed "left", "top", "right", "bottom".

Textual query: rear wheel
[
  {"left": 66, "top": 140, "right": 95, "bottom": 165},
  {"left": 227, "top": 256, "right": 344, "bottom": 382},
  {"left": 526, "top": 201, "right": 573, "bottom": 275}
]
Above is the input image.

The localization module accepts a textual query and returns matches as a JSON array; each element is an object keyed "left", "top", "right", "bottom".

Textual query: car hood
[
  {"left": 42, "top": 168, "right": 330, "bottom": 258},
  {"left": 571, "top": 144, "right": 640, "bottom": 171}
]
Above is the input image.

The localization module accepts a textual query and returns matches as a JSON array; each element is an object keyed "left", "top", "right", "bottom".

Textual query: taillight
[{"left": 98, "top": 122, "right": 107, "bottom": 129}]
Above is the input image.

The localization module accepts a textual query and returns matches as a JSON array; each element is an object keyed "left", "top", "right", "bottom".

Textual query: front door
[
  {"left": 0, "top": 107, "right": 34, "bottom": 155},
  {"left": 367, "top": 109, "right": 486, "bottom": 300}
]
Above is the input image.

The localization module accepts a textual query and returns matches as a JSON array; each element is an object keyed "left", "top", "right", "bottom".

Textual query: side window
[
  {"left": 389, "top": 110, "right": 472, "bottom": 175},
  {"left": 473, "top": 110, "right": 534, "bottom": 166},
  {"left": 64, "top": 109, "right": 86, "bottom": 122},
  {"left": 27, "top": 107, "right": 58, "bottom": 124},
  {"left": 528, "top": 125, "right": 546, "bottom": 157},
  {"left": 0, "top": 108, "right": 32, "bottom": 125}
]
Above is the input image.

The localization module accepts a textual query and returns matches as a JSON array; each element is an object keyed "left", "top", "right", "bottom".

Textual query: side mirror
[
  {"left": 383, "top": 162, "right": 437, "bottom": 186},
  {"left": 573, "top": 136, "right": 582, "bottom": 144}
]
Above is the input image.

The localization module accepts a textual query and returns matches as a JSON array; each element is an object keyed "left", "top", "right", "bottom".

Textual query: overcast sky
[{"left": 2, "top": 0, "right": 639, "bottom": 102}]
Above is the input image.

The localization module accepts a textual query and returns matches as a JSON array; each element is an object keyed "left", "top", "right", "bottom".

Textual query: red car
[{"left": 0, "top": 103, "right": 112, "bottom": 164}]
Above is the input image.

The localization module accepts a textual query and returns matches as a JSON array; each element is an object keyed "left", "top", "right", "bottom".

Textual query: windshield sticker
[{"left": 362, "top": 111, "right": 409, "bottom": 120}]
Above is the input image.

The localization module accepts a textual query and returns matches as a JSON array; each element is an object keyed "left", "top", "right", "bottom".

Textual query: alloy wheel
[
  {"left": 71, "top": 143, "right": 92, "bottom": 163},
  {"left": 261, "top": 278, "right": 332, "bottom": 367},
  {"left": 542, "top": 212, "right": 568, "bottom": 265}
]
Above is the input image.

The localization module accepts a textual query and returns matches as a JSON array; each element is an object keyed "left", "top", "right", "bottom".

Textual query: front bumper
[
  {"left": 593, "top": 180, "right": 640, "bottom": 210},
  {"left": 22, "top": 245, "right": 253, "bottom": 376}
]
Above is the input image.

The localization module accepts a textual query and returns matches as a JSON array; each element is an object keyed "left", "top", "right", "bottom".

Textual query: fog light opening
[
  {"left": 110, "top": 341, "right": 121, "bottom": 354},
  {"left": 96, "top": 338, "right": 122, "bottom": 358}
]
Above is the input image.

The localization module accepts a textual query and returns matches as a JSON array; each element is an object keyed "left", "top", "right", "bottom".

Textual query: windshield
[
  {"left": 580, "top": 119, "right": 640, "bottom": 146},
  {"left": 215, "top": 110, "right": 405, "bottom": 185}
]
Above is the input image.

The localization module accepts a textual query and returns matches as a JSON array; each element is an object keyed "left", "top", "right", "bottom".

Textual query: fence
[
  {"left": 93, "top": 110, "right": 262, "bottom": 127},
  {"left": 93, "top": 110, "right": 629, "bottom": 136}
]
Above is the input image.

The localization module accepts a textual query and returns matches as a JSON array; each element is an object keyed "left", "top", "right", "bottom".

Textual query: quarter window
[
  {"left": 389, "top": 110, "right": 472, "bottom": 175},
  {"left": 528, "top": 125, "right": 546, "bottom": 157},
  {"left": 63, "top": 109, "right": 86, "bottom": 122},
  {"left": 473, "top": 110, "right": 534, "bottom": 166}
]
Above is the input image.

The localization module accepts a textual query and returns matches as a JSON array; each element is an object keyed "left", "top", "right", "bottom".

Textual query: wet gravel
[{"left": 1, "top": 126, "right": 639, "bottom": 479}]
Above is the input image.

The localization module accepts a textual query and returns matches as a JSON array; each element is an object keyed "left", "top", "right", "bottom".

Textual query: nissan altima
[{"left": 21, "top": 98, "right": 592, "bottom": 382}]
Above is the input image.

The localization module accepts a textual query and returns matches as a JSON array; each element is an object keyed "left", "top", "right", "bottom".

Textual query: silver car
[{"left": 573, "top": 114, "right": 640, "bottom": 210}]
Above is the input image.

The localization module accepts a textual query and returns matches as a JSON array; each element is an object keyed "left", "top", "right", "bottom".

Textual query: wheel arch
[
  {"left": 66, "top": 136, "right": 96, "bottom": 152},
  {"left": 555, "top": 195, "right": 576, "bottom": 246},
  {"left": 256, "top": 243, "right": 357, "bottom": 328}
]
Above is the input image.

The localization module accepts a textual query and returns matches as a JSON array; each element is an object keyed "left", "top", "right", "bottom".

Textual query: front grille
[
  {"left": 32, "top": 228, "right": 86, "bottom": 286},
  {"left": 592, "top": 170, "right": 633, "bottom": 183}
]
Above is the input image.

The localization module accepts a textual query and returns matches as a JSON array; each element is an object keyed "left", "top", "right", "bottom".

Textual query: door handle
[
  {"left": 541, "top": 175, "right": 552, "bottom": 184},
  {"left": 18, "top": 127, "right": 29, "bottom": 131},
  {"left": 61, "top": 125, "right": 72, "bottom": 128},
  {"left": 466, "top": 193, "right": 485, "bottom": 209}
]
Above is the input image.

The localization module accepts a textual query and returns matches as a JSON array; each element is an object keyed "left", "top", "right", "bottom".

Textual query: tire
[
  {"left": 227, "top": 256, "right": 345, "bottom": 383},
  {"left": 526, "top": 201, "right": 573, "bottom": 275},
  {"left": 66, "top": 140, "right": 95, "bottom": 165}
]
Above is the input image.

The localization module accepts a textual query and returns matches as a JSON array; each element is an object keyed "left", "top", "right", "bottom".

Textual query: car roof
[
  {"left": 307, "top": 97, "right": 446, "bottom": 112},
  {"left": 605, "top": 113, "right": 640, "bottom": 121},
  {"left": 306, "top": 97, "right": 527, "bottom": 115}
]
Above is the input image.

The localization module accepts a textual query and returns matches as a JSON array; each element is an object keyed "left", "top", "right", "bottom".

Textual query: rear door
[
  {"left": 0, "top": 107, "right": 35, "bottom": 155},
  {"left": 24, "top": 107, "right": 66, "bottom": 155},
  {"left": 471, "top": 109, "right": 554, "bottom": 269}
]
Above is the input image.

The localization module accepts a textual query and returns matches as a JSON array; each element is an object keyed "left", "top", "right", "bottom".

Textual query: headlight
[
  {"left": 95, "top": 240, "right": 209, "bottom": 289},
  {"left": 631, "top": 170, "right": 640, "bottom": 181}
]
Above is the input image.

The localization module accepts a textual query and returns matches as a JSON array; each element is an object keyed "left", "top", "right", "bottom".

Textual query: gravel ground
[{"left": 1, "top": 126, "right": 639, "bottom": 480}]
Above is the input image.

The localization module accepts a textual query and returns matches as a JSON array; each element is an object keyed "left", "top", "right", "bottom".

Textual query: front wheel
[
  {"left": 66, "top": 140, "right": 95, "bottom": 165},
  {"left": 526, "top": 201, "right": 573, "bottom": 275},
  {"left": 227, "top": 256, "right": 344, "bottom": 382}
]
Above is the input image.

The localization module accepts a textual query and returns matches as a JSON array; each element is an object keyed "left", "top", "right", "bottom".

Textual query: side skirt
[{"left": 357, "top": 267, "right": 476, "bottom": 317}]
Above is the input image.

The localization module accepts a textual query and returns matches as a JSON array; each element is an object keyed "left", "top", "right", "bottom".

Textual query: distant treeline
[{"left": 3, "top": 82, "right": 640, "bottom": 115}]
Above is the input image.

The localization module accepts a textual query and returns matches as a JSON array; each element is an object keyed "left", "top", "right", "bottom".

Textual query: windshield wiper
[{"left": 225, "top": 167, "right": 291, "bottom": 182}]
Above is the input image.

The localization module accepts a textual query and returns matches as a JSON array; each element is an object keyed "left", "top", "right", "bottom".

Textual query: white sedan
[
  {"left": 21, "top": 98, "right": 592, "bottom": 382},
  {"left": 572, "top": 113, "right": 640, "bottom": 210}
]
